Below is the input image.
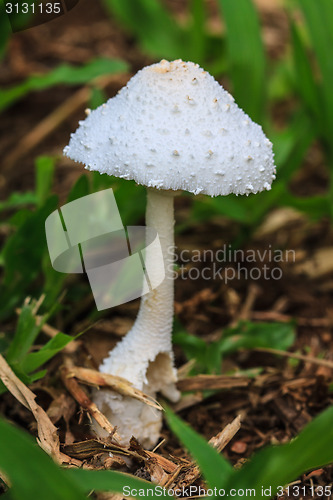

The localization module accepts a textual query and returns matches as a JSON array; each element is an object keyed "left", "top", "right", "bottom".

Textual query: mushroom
[{"left": 64, "top": 59, "right": 276, "bottom": 448}]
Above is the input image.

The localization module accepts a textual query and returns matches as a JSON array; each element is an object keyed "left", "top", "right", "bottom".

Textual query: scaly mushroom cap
[{"left": 64, "top": 59, "right": 275, "bottom": 196}]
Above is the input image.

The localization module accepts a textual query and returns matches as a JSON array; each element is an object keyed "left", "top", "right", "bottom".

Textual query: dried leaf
[
  {"left": 66, "top": 364, "right": 162, "bottom": 410},
  {"left": 0, "top": 354, "right": 79, "bottom": 466}
]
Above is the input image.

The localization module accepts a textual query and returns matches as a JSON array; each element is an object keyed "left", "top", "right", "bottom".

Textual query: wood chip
[
  {"left": 273, "top": 397, "right": 312, "bottom": 433},
  {"left": 230, "top": 441, "right": 247, "bottom": 454},
  {"left": 304, "top": 468, "right": 324, "bottom": 479},
  {"left": 173, "top": 415, "right": 242, "bottom": 489},
  {"left": 294, "top": 247, "right": 333, "bottom": 278},
  {"left": 208, "top": 414, "right": 242, "bottom": 452},
  {"left": 145, "top": 451, "right": 179, "bottom": 474},
  {"left": 177, "top": 375, "right": 250, "bottom": 392},
  {"left": 254, "top": 207, "right": 306, "bottom": 238}
]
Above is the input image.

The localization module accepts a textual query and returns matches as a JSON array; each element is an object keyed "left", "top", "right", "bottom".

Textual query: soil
[{"left": 1, "top": 1, "right": 333, "bottom": 499}]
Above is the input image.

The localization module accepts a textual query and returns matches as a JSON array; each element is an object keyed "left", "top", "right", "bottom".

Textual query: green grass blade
[
  {"left": 192, "top": 194, "right": 251, "bottom": 224},
  {"left": 0, "top": 191, "right": 37, "bottom": 212},
  {"left": 189, "top": 0, "right": 206, "bottom": 63},
  {"left": 0, "top": 58, "right": 127, "bottom": 112},
  {"left": 66, "top": 174, "right": 90, "bottom": 203},
  {"left": 280, "top": 193, "right": 330, "bottom": 220},
  {"left": 217, "top": 0, "right": 266, "bottom": 122},
  {"left": 290, "top": 22, "right": 321, "bottom": 126},
  {"left": 165, "top": 407, "right": 234, "bottom": 489},
  {"left": 228, "top": 405, "right": 333, "bottom": 496},
  {"left": 219, "top": 321, "right": 295, "bottom": 357},
  {"left": 21, "top": 332, "right": 76, "bottom": 373},
  {"left": 102, "top": 0, "right": 186, "bottom": 59},
  {"left": 176, "top": 321, "right": 295, "bottom": 375},
  {"left": 271, "top": 111, "right": 315, "bottom": 182},
  {"left": 0, "top": 492, "right": 13, "bottom": 500},
  {"left": 0, "top": 418, "right": 86, "bottom": 500},
  {"left": 35, "top": 156, "right": 55, "bottom": 206},
  {"left": 0, "top": 419, "right": 166, "bottom": 499},
  {"left": 297, "top": 0, "right": 333, "bottom": 143},
  {"left": 0, "top": 195, "right": 58, "bottom": 320},
  {"left": 6, "top": 303, "right": 41, "bottom": 364},
  {"left": 66, "top": 469, "right": 164, "bottom": 498}
]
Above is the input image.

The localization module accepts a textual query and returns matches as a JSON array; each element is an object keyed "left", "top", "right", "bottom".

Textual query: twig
[
  {"left": 162, "top": 464, "right": 183, "bottom": 488},
  {"left": 177, "top": 359, "right": 196, "bottom": 379},
  {"left": 60, "top": 358, "right": 121, "bottom": 443},
  {"left": 176, "top": 375, "right": 250, "bottom": 392},
  {"left": 152, "top": 439, "right": 165, "bottom": 453},
  {"left": 254, "top": 347, "right": 333, "bottom": 369},
  {"left": 250, "top": 310, "right": 331, "bottom": 327},
  {"left": 66, "top": 364, "right": 163, "bottom": 411},
  {"left": 230, "top": 284, "right": 261, "bottom": 327},
  {"left": 3, "top": 73, "right": 130, "bottom": 171},
  {"left": 208, "top": 414, "right": 242, "bottom": 452},
  {"left": 0, "top": 470, "right": 10, "bottom": 488}
]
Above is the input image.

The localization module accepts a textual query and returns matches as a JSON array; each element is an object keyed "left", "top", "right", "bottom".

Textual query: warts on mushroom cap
[{"left": 64, "top": 59, "right": 276, "bottom": 197}]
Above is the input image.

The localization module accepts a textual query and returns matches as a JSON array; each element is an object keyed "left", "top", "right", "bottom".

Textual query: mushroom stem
[
  {"left": 124, "top": 188, "right": 176, "bottom": 357},
  {"left": 93, "top": 188, "right": 180, "bottom": 448}
]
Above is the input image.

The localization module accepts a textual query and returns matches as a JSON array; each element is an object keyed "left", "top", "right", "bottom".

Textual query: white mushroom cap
[{"left": 64, "top": 59, "right": 276, "bottom": 196}]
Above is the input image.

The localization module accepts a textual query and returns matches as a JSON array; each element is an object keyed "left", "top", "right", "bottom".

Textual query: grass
[
  {"left": 1, "top": 407, "right": 333, "bottom": 499},
  {"left": 174, "top": 320, "right": 295, "bottom": 375},
  {"left": 100, "top": 0, "right": 333, "bottom": 224},
  {"left": 1, "top": 0, "right": 333, "bottom": 498},
  {"left": 0, "top": 58, "right": 128, "bottom": 112}
]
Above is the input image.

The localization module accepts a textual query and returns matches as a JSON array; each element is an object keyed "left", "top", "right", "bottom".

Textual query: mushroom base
[{"left": 92, "top": 353, "right": 179, "bottom": 449}]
